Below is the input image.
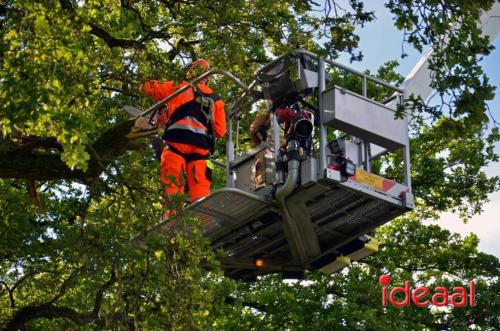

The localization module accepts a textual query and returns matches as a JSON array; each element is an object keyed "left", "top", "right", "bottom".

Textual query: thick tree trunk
[{"left": 0, "top": 119, "right": 157, "bottom": 183}]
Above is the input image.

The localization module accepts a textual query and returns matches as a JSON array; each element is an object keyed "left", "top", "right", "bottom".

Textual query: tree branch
[
  {"left": 2, "top": 269, "right": 116, "bottom": 331},
  {"left": 0, "top": 273, "right": 34, "bottom": 309},
  {"left": 88, "top": 24, "right": 145, "bottom": 50},
  {"left": 2, "top": 304, "right": 95, "bottom": 330},
  {"left": 58, "top": 0, "right": 145, "bottom": 50},
  {"left": 48, "top": 268, "right": 83, "bottom": 305},
  {"left": 0, "top": 280, "right": 15, "bottom": 309}
]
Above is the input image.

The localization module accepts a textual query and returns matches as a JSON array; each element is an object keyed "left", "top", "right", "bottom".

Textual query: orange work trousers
[{"left": 160, "top": 146, "right": 211, "bottom": 203}]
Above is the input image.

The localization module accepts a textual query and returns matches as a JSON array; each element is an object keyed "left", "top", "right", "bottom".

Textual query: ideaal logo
[{"left": 379, "top": 274, "right": 475, "bottom": 307}]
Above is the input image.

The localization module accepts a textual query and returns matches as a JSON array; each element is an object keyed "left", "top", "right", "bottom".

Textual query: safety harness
[{"left": 162, "top": 87, "right": 220, "bottom": 161}]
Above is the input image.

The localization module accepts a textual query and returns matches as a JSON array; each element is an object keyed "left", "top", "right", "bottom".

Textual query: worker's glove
[
  {"left": 250, "top": 111, "right": 271, "bottom": 145},
  {"left": 254, "top": 125, "right": 268, "bottom": 143},
  {"left": 126, "top": 117, "right": 159, "bottom": 139}
]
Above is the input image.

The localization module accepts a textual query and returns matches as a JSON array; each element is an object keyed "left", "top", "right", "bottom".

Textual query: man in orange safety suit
[{"left": 141, "top": 59, "right": 226, "bottom": 205}]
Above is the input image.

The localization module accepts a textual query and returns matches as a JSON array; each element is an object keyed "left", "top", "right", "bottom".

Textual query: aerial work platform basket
[{"left": 131, "top": 49, "right": 414, "bottom": 280}]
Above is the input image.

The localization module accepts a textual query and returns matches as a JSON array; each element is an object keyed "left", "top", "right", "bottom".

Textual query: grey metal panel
[
  {"left": 318, "top": 59, "right": 327, "bottom": 176},
  {"left": 232, "top": 157, "right": 256, "bottom": 192},
  {"left": 331, "top": 139, "right": 362, "bottom": 166},
  {"left": 300, "top": 157, "right": 318, "bottom": 185},
  {"left": 322, "top": 86, "right": 407, "bottom": 150},
  {"left": 296, "top": 68, "right": 319, "bottom": 90},
  {"left": 231, "top": 144, "right": 268, "bottom": 167},
  {"left": 232, "top": 145, "right": 276, "bottom": 192},
  {"left": 281, "top": 183, "right": 328, "bottom": 261}
]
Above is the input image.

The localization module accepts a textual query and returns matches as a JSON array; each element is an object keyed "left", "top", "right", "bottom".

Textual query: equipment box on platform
[{"left": 322, "top": 86, "right": 407, "bottom": 151}]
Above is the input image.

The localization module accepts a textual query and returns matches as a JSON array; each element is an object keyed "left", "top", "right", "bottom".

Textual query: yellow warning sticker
[{"left": 355, "top": 169, "right": 384, "bottom": 191}]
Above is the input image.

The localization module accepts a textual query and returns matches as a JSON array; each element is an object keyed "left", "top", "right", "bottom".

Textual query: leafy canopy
[{"left": 0, "top": 0, "right": 499, "bottom": 330}]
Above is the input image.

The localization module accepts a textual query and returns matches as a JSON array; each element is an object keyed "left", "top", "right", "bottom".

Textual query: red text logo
[{"left": 379, "top": 274, "right": 475, "bottom": 307}]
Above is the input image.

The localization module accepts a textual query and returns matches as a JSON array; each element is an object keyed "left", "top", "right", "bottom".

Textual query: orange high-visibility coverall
[{"left": 141, "top": 81, "right": 226, "bottom": 202}]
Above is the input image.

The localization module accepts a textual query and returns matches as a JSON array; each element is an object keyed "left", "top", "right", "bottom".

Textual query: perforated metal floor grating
[
  {"left": 130, "top": 189, "right": 276, "bottom": 250},
  {"left": 132, "top": 181, "right": 409, "bottom": 279},
  {"left": 208, "top": 181, "right": 408, "bottom": 279},
  {"left": 189, "top": 189, "right": 277, "bottom": 238}
]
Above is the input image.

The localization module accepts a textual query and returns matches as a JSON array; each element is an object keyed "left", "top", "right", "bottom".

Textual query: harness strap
[
  {"left": 165, "top": 88, "right": 220, "bottom": 127},
  {"left": 194, "top": 88, "right": 221, "bottom": 102},
  {"left": 167, "top": 144, "right": 209, "bottom": 163},
  {"left": 165, "top": 100, "right": 208, "bottom": 128},
  {"left": 163, "top": 87, "right": 219, "bottom": 154}
]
